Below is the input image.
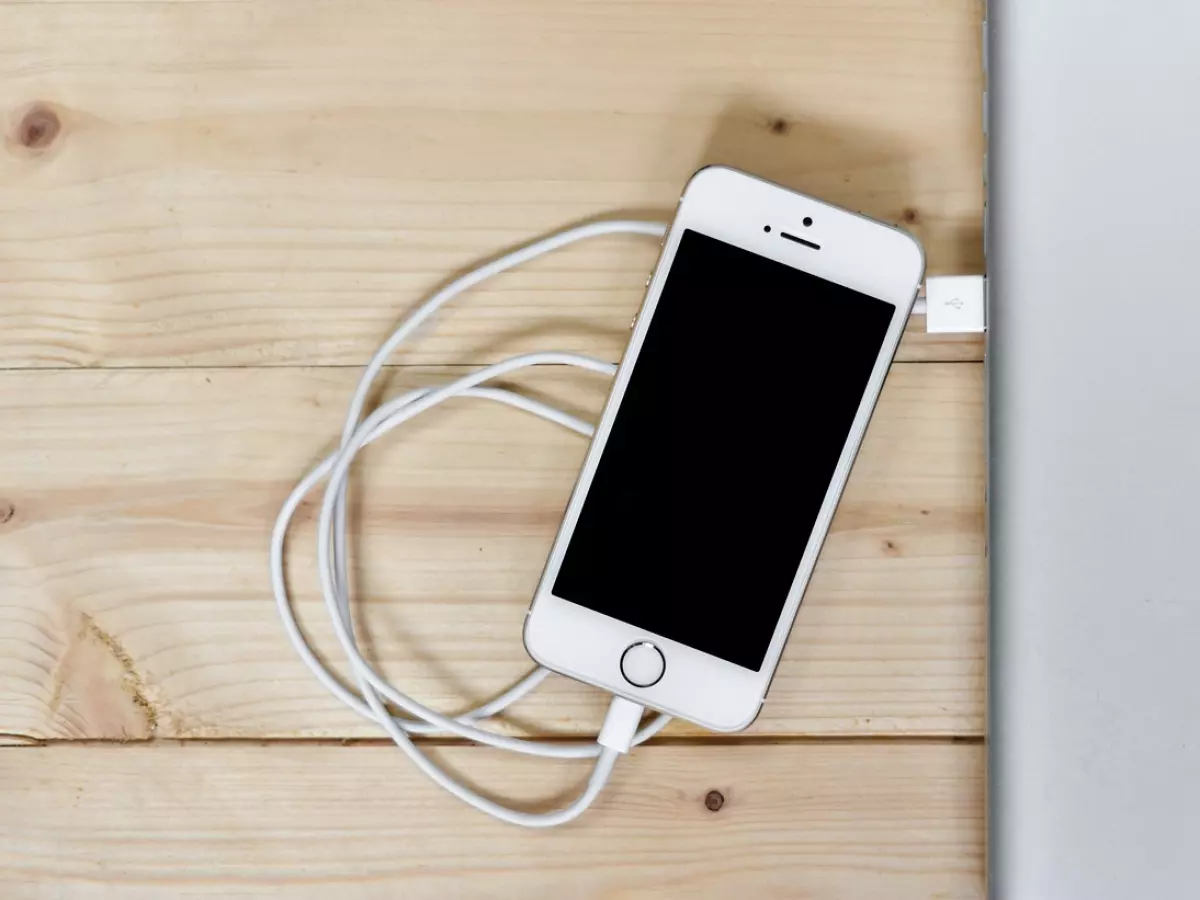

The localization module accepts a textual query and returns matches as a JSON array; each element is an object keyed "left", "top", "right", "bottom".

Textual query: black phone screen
[{"left": 552, "top": 229, "right": 896, "bottom": 671}]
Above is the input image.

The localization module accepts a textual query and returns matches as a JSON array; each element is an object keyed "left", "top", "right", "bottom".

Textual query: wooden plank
[
  {"left": 0, "top": 363, "right": 984, "bottom": 741},
  {"left": 0, "top": 0, "right": 985, "bottom": 369},
  {"left": 0, "top": 741, "right": 984, "bottom": 899}
]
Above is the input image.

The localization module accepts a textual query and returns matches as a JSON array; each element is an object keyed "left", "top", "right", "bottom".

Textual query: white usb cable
[{"left": 270, "top": 218, "right": 983, "bottom": 828}]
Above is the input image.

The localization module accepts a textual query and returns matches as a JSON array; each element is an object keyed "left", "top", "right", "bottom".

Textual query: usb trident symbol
[{"left": 945, "top": 296, "right": 964, "bottom": 310}]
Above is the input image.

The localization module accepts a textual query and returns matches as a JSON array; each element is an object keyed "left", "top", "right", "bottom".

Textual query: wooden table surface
[{"left": 0, "top": 2, "right": 986, "bottom": 897}]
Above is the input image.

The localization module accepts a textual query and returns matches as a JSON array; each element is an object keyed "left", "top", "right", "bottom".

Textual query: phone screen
[{"left": 552, "top": 229, "right": 896, "bottom": 671}]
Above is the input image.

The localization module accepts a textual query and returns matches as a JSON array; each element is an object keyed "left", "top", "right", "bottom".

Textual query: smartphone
[{"left": 523, "top": 166, "right": 924, "bottom": 732}]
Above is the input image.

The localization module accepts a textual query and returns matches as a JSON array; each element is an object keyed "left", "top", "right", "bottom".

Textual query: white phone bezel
[{"left": 523, "top": 166, "right": 925, "bottom": 732}]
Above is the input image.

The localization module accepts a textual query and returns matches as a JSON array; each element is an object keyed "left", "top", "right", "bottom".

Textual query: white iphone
[{"left": 524, "top": 166, "right": 924, "bottom": 732}]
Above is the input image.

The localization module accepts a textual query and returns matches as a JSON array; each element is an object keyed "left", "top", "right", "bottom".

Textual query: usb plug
[{"left": 923, "top": 275, "right": 987, "bottom": 334}]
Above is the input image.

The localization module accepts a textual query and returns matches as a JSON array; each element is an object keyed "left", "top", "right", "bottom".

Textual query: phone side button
[{"left": 619, "top": 641, "right": 665, "bottom": 688}]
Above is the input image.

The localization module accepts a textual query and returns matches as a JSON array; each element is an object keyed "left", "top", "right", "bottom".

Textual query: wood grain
[
  {"left": 0, "top": 2, "right": 988, "bottom": 888},
  {"left": 0, "top": 363, "right": 984, "bottom": 742},
  {"left": 0, "top": 0, "right": 985, "bottom": 369},
  {"left": 0, "top": 741, "right": 984, "bottom": 899}
]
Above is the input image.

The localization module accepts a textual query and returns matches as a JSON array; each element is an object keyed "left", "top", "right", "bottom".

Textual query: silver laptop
[{"left": 989, "top": 3, "right": 1200, "bottom": 897}]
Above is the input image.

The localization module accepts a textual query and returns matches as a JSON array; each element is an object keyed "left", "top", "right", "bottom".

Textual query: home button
[{"left": 620, "top": 641, "right": 665, "bottom": 688}]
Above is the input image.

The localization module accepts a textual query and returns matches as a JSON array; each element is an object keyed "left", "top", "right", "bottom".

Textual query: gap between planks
[
  {"left": 0, "top": 353, "right": 984, "bottom": 375},
  {"left": 0, "top": 734, "right": 984, "bottom": 749}
]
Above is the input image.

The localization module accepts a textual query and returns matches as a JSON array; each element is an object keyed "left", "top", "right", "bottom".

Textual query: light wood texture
[
  {"left": 0, "top": 0, "right": 988, "bottom": 893},
  {"left": 0, "top": 0, "right": 984, "bottom": 369},
  {"left": 0, "top": 741, "right": 984, "bottom": 899},
  {"left": 0, "top": 363, "right": 985, "bottom": 742}
]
